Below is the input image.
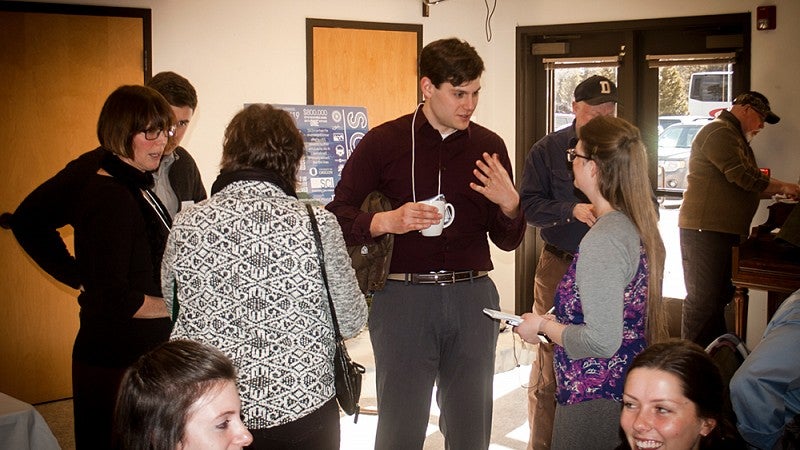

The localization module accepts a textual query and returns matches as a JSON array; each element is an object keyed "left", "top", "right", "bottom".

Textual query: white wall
[{"left": 17, "top": 0, "right": 798, "bottom": 342}]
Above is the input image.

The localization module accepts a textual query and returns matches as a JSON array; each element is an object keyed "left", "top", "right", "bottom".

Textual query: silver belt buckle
[{"left": 431, "top": 270, "right": 456, "bottom": 285}]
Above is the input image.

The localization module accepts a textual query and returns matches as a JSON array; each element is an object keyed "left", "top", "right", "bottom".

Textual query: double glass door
[{"left": 516, "top": 14, "right": 749, "bottom": 311}]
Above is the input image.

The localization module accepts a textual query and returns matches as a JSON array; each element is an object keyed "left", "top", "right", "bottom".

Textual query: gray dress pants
[{"left": 369, "top": 276, "right": 500, "bottom": 450}]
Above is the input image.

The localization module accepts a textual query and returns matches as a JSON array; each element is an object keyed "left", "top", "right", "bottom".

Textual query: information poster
[{"left": 274, "top": 104, "right": 369, "bottom": 204}]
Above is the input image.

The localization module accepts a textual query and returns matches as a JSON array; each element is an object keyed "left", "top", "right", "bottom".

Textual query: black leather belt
[
  {"left": 544, "top": 243, "right": 574, "bottom": 262},
  {"left": 386, "top": 270, "right": 489, "bottom": 285}
]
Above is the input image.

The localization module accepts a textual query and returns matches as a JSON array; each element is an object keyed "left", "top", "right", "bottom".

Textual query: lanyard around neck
[{"left": 411, "top": 103, "right": 442, "bottom": 203}]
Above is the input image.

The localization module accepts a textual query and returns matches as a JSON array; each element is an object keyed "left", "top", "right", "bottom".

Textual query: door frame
[
  {"left": 1, "top": 1, "right": 152, "bottom": 79},
  {"left": 514, "top": 14, "right": 751, "bottom": 314},
  {"left": 306, "top": 18, "right": 422, "bottom": 129}
]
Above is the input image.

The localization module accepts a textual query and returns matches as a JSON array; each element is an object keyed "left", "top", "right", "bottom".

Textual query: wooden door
[
  {"left": 307, "top": 20, "right": 421, "bottom": 129},
  {"left": 0, "top": 5, "right": 147, "bottom": 403}
]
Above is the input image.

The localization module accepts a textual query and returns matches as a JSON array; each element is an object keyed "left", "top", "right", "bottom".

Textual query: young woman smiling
[{"left": 618, "top": 340, "right": 747, "bottom": 450}]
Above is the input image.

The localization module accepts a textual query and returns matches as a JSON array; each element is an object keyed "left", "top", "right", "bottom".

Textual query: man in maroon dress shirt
[{"left": 327, "top": 37, "right": 525, "bottom": 449}]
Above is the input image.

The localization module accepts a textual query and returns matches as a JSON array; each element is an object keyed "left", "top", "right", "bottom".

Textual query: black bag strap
[{"left": 306, "top": 203, "right": 343, "bottom": 341}]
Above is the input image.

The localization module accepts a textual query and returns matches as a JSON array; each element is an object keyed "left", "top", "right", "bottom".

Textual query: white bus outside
[{"left": 687, "top": 71, "right": 732, "bottom": 117}]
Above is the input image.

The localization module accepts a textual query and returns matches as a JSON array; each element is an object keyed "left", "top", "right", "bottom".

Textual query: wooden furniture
[{"left": 732, "top": 202, "right": 800, "bottom": 340}]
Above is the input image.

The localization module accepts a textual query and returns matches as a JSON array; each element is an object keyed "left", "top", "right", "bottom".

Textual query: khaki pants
[{"left": 527, "top": 248, "right": 572, "bottom": 450}]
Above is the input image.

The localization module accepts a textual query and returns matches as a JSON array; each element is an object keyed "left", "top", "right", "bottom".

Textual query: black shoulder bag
[{"left": 306, "top": 203, "right": 366, "bottom": 423}]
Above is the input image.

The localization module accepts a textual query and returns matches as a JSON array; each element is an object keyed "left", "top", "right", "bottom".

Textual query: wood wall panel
[
  {"left": 311, "top": 26, "right": 419, "bottom": 129},
  {"left": 0, "top": 9, "right": 144, "bottom": 403}
]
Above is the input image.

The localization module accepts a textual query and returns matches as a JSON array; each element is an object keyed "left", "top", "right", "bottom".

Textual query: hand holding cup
[{"left": 419, "top": 194, "right": 455, "bottom": 237}]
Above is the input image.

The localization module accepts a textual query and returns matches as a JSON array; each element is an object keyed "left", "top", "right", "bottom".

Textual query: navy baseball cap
[
  {"left": 733, "top": 91, "right": 780, "bottom": 124},
  {"left": 574, "top": 75, "right": 618, "bottom": 105}
]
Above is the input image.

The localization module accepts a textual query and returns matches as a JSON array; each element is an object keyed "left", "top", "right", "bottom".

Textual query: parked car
[
  {"left": 657, "top": 115, "right": 710, "bottom": 134},
  {"left": 657, "top": 122, "right": 706, "bottom": 190},
  {"left": 554, "top": 112, "right": 574, "bottom": 131}
]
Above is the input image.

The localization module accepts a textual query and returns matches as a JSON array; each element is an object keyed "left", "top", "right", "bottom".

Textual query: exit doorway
[{"left": 514, "top": 13, "right": 751, "bottom": 315}]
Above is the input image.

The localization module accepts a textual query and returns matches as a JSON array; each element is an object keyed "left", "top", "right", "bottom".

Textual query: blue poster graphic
[{"left": 274, "top": 104, "right": 369, "bottom": 204}]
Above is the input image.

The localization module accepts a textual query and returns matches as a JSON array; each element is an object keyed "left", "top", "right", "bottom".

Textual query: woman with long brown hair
[{"left": 515, "top": 115, "right": 667, "bottom": 449}]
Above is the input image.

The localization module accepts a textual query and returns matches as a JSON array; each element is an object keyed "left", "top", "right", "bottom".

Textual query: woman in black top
[{"left": 12, "top": 85, "right": 174, "bottom": 448}]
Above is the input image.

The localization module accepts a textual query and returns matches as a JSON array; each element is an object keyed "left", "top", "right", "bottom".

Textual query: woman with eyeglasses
[
  {"left": 515, "top": 115, "right": 667, "bottom": 449},
  {"left": 10, "top": 85, "right": 175, "bottom": 448}
]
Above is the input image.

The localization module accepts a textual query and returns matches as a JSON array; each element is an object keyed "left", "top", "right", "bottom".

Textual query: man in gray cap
[
  {"left": 679, "top": 91, "right": 800, "bottom": 347},
  {"left": 519, "top": 74, "right": 618, "bottom": 450}
]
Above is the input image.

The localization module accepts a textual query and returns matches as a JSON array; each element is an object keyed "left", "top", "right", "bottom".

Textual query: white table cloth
[{"left": 0, "top": 392, "right": 60, "bottom": 449}]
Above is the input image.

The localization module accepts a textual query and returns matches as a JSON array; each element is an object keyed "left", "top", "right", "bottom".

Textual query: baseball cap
[
  {"left": 733, "top": 91, "right": 780, "bottom": 124},
  {"left": 574, "top": 75, "right": 618, "bottom": 105}
]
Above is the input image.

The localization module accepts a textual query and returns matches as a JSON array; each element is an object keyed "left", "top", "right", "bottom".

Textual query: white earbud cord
[{"left": 411, "top": 102, "right": 441, "bottom": 203}]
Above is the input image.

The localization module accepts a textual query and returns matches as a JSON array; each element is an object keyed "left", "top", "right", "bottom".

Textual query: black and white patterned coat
[{"left": 162, "top": 180, "right": 367, "bottom": 429}]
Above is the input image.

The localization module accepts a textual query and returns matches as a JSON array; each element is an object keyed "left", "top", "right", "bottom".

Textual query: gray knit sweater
[
  {"left": 563, "top": 211, "right": 641, "bottom": 359},
  {"left": 162, "top": 180, "right": 367, "bottom": 429}
]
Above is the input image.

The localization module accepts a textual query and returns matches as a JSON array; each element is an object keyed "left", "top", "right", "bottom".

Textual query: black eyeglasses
[
  {"left": 566, "top": 148, "right": 592, "bottom": 163},
  {"left": 141, "top": 125, "right": 177, "bottom": 140}
]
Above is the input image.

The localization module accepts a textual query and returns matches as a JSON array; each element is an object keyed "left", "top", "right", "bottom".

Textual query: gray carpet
[{"left": 34, "top": 399, "right": 74, "bottom": 450}]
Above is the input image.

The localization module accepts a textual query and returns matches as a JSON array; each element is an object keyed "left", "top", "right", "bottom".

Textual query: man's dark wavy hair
[{"left": 419, "top": 38, "right": 485, "bottom": 88}]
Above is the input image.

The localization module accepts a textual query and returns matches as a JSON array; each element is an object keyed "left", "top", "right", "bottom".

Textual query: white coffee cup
[{"left": 420, "top": 195, "right": 455, "bottom": 237}]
